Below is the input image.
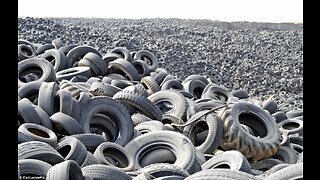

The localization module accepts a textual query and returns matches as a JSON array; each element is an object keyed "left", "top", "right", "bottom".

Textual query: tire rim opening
[
  {"left": 282, "top": 122, "right": 300, "bottom": 130},
  {"left": 27, "top": 128, "right": 50, "bottom": 138},
  {"left": 138, "top": 145, "right": 177, "bottom": 167},
  {"left": 239, "top": 113, "right": 268, "bottom": 138},
  {"left": 103, "top": 148, "right": 129, "bottom": 168},
  {"left": 58, "top": 145, "right": 72, "bottom": 158}
]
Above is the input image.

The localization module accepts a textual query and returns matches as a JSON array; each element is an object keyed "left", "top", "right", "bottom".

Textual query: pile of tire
[
  {"left": 18, "top": 37, "right": 303, "bottom": 179},
  {"left": 18, "top": 17, "right": 303, "bottom": 113}
]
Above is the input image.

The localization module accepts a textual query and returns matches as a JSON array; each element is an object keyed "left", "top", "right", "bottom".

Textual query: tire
[
  {"left": 187, "top": 99, "right": 224, "bottom": 120},
  {"left": 102, "top": 52, "right": 123, "bottom": 64},
  {"left": 56, "top": 136, "right": 87, "bottom": 165},
  {"left": 18, "top": 58, "right": 56, "bottom": 87},
  {"left": 131, "top": 113, "right": 153, "bottom": 126},
  {"left": 183, "top": 79, "right": 207, "bottom": 99},
  {"left": 58, "top": 44, "right": 78, "bottom": 56},
  {"left": 250, "top": 158, "right": 284, "bottom": 172},
  {"left": 262, "top": 163, "right": 291, "bottom": 177},
  {"left": 81, "top": 151, "right": 99, "bottom": 168},
  {"left": 184, "top": 169, "right": 259, "bottom": 180},
  {"left": 201, "top": 150, "right": 252, "bottom": 173},
  {"left": 18, "top": 131, "right": 33, "bottom": 144},
  {"left": 18, "top": 39, "right": 37, "bottom": 53},
  {"left": 46, "top": 160, "right": 83, "bottom": 180},
  {"left": 89, "top": 81, "right": 122, "bottom": 97},
  {"left": 140, "top": 76, "right": 160, "bottom": 94},
  {"left": 264, "top": 162, "right": 303, "bottom": 180},
  {"left": 139, "top": 148, "right": 177, "bottom": 167},
  {"left": 41, "top": 49, "right": 67, "bottom": 72},
  {"left": 36, "top": 44, "right": 54, "bottom": 55},
  {"left": 71, "top": 133, "right": 106, "bottom": 153},
  {"left": 86, "top": 77, "right": 101, "bottom": 84},
  {"left": 56, "top": 67, "right": 92, "bottom": 81},
  {"left": 52, "top": 38, "right": 63, "bottom": 49},
  {"left": 18, "top": 81, "right": 42, "bottom": 105},
  {"left": 56, "top": 89, "right": 73, "bottom": 115},
  {"left": 108, "top": 58, "right": 141, "bottom": 81},
  {"left": 271, "top": 146, "right": 298, "bottom": 164},
  {"left": 220, "top": 101, "right": 281, "bottom": 161},
  {"left": 297, "top": 152, "right": 303, "bottom": 163},
  {"left": 124, "top": 131, "right": 197, "bottom": 174},
  {"left": 37, "top": 82, "right": 60, "bottom": 116},
  {"left": 111, "top": 79, "right": 134, "bottom": 89},
  {"left": 89, "top": 113, "right": 119, "bottom": 141},
  {"left": 182, "top": 74, "right": 209, "bottom": 85},
  {"left": 113, "top": 91, "right": 163, "bottom": 121},
  {"left": 18, "top": 141, "right": 64, "bottom": 165},
  {"left": 262, "top": 98, "right": 278, "bottom": 114},
  {"left": 148, "top": 90, "right": 187, "bottom": 120},
  {"left": 132, "top": 60, "right": 150, "bottom": 78},
  {"left": 231, "top": 89, "right": 249, "bottom": 99},
  {"left": 135, "top": 121, "right": 166, "bottom": 134},
  {"left": 134, "top": 50, "right": 159, "bottom": 71},
  {"left": 160, "top": 79, "right": 184, "bottom": 91},
  {"left": 110, "top": 47, "right": 133, "bottom": 62},
  {"left": 286, "top": 109, "right": 303, "bottom": 119},
  {"left": 82, "top": 164, "right": 132, "bottom": 180},
  {"left": 79, "top": 57, "right": 103, "bottom": 76},
  {"left": 18, "top": 98, "right": 42, "bottom": 126},
  {"left": 50, "top": 112, "right": 83, "bottom": 136},
  {"left": 201, "top": 84, "right": 234, "bottom": 103},
  {"left": 79, "top": 96, "right": 134, "bottom": 146},
  {"left": 18, "top": 159, "right": 52, "bottom": 179},
  {"left": 70, "top": 75, "right": 89, "bottom": 82},
  {"left": 137, "top": 163, "right": 189, "bottom": 179},
  {"left": 18, "top": 123, "right": 58, "bottom": 147},
  {"left": 18, "top": 44, "right": 36, "bottom": 60},
  {"left": 66, "top": 45, "right": 102, "bottom": 68},
  {"left": 278, "top": 118, "right": 303, "bottom": 136},
  {"left": 94, "top": 142, "right": 135, "bottom": 172},
  {"left": 183, "top": 112, "right": 223, "bottom": 154},
  {"left": 33, "top": 105, "right": 53, "bottom": 130},
  {"left": 291, "top": 143, "right": 303, "bottom": 154},
  {"left": 123, "top": 83, "right": 149, "bottom": 97},
  {"left": 272, "top": 111, "right": 288, "bottom": 124},
  {"left": 153, "top": 71, "right": 169, "bottom": 85}
]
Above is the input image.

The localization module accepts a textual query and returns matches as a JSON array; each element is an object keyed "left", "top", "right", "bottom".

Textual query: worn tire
[
  {"left": 82, "top": 164, "right": 132, "bottom": 180},
  {"left": 66, "top": 45, "right": 102, "bottom": 68},
  {"left": 278, "top": 118, "right": 303, "bottom": 136},
  {"left": 50, "top": 112, "right": 83, "bottom": 136},
  {"left": 56, "top": 66, "right": 91, "bottom": 81},
  {"left": 56, "top": 136, "right": 87, "bottom": 165},
  {"left": 18, "top": 81, "right": 42, "bottom": 105},
  {"left": 140, "top": 76, "right": 160, "bottom": 95},
  {"left": 41, "top": 49, "right": 67, "bottom": 72},
  {"left": 220, "top": 101, "right": 281, "bottom": 161},
  {"left": 81, "top": 151, "right": 99, "bottom": 168},
  {"left": 71, "top": 133, "right": 106, "bottom": 153},
  {"left": 132, "top": 60, "right": 151, "bottom": 78},
  {"left": 185, "top": 169, "right": 259, "bottom": 180},
  {"left": 134, "top": 50, "right": 159, "bottom": 71},
  {"left": 18, "top": 159, "right": 52, "bottom": 179},
  {"left": 46, "top": 160, "right": 83, "bottom": 180},
  {"left": 18, "top": 123, "right": 57, "bottom": 147},
  {"left": 264, "top": 162, "right": 303, "bottom": 180}
]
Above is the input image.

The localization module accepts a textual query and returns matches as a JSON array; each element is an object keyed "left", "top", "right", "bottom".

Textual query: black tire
[
  {"left": 52, "top": 38, "right": 63, "bottom": 49},
  {"left": 56, "top": 67, "right": 92, "bottom": 81},
  {"left": 18, "top": 141, "right": 64, "bottom": 165},
  {"left": 153, "top": 70, "right": 169, "bottom": 85},
  {"left": 37, "top": 82, "right": 60, "bottom": 116},
  {"left": 81, "top": 151, "right": 99, "bottom": 168},
  {"left": 18, "top": 44, "right": 36, "bottom": 60},
  {"left": 82, "top": 164, "right": 132, "bottom": 180},
  {"left": 201, "top": 150, "right": 252, "bottom": 173},
  {"left": 18, "top": 58, "right": 56, "bottom": 87},
  {"left": 111, "top": 79, "right": 134, "bottom": 89},
  {"left": 182, "top": 74, "right": 209, "bottom": 85},
  {"left": 139, "top": 148, "right": 177, "bottom": 167},
  {"left": 102, "top": 52, "right": 123, "bottom": 64},
  {"left": 71, "top": 133, "right": 106, "bottom": 153},
  {"left": 41, "top": 49, "right": 67, "bottom": 72},
  {"left": 18, "top": 81, "right": 42, "bottom": 105},
  {"left": 108, "top": 58, "right": 141, "bottom": 81},
  {"left": 272, "top": 111, "right": 288, "bottom": 124},
  {"left": 148, "top": 90, "right": 187, "bottom": 120},
  {"left": 66, "top": 45, "right": 102, "bottom": 68},
  {"left": 262, "top": 163, "right": 291, "bottom": 178},
  {"left": 89, "top": 113, "right": 119, "bottom": 141},
  {"left": 123, "top": 83, "right": 149, "bottom": 97},
  {"left": 56, "top": 89, "right": 73, "bottom": 115},
  {"left": 220, "top": 101, "right": 281, "bottom": 161},
  {"left": 113, "top": 91, "right": 163, "bottom": 121},
  {"left": 132, "top": 60, "right": 150, "bottom": 78},
  {"left": 36, "top": 44, "right": 54, "bottom": 55},
  {"left": 33, "top": 105, "right": 53, "bottom": 130},
  {"left": 250, "top": 158, "right": 284, "bottom": 172},
  {"left": 231, "top": 89, "right": 249, "bottom": 99},
  {"left": 46, "top": 160, "right": 83, "bottom": 180},
  {"left": 58, "top": 44, "right": 78, "bottom": 56},
  {"left": 187, "top": 99, "right": 224, "bottom": 120},
  {"left": 18, "top": 98, "right": 42, "bottom": 126},
  {"left": 264, "top": 162, "right": 303, "bottom": 180},
  {"left": 183, "top": 112, "right": 223, "bottom": 154},
  {"left": 291, "top": 143, "right": 303, "bottom": 154},
  {"left": 278, "top": 118, "right": 303, "bottom": 136},
  {"left": 70, "top": 75, "right": 89, "bottom": 82},
  {"left": 79, "top": 96, "right": 134, "bottom": 146},
  {"left": 18, "top": 159, "right": 52, "bottom": 179},
  {"left": 18, "top": 131, "right": 34, "bottom": 144},
  {"left": 124, "top": 130, "right": 197, "bottom": 174},
  {"left": 131, "top": 113, "right": 153, "bottom": 126},
  {"left": 78, "top": 57, "right": 103, "bottom": 76},
  {"left": 262, "top": 98, "right": 278, "bottom": 114},
  {"left": 137, "top": 163, "right": 190, "bottom": 179},
  {"left": 140, "top": 76, "right": 160, "bottom": 95},
  {"left": 94, "top": 142, "right": 135, "bottom": 171},
  {"left": 185, "top": 169, "right": 259, "bottom": 180},
  {"left": 271, "top": 146, "right": 298, "bottom": 164},
  {"left": 134, "top": 50, "right": 159, "bottom": 71},
  {"left": 110, "top": 47, "right": 133, "bottom": 62},
  {"left": 89, "top": 81, "right": 122, "bottom": 97},
  {"left": 135, "top": 121, "right": 166, "bottom": 134},
  {"left": 56, "top": 136, "right": 87, "bottom": 165},
  {"left": 201, "top": 84, "right": 234, "bottom": 102},
  {"left": 18, "top": 123, "right": 57, "bottom": 147},
  {"left": 50, "top": 112, "right": 83, "bottom": 136},
  {"left": 160, "top": 79, "right": 184, "bottom": 91},
  {"left": 86, "top": 77, "right": 102, "bottom": 84},
  {"left": 286, "top": 109, "right": 303, "bottom": 119},
  {"left": 183, "top": 79, "right": 207, "bottom": 99}
]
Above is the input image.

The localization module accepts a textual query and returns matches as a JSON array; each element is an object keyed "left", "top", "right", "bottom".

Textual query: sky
[{"left": 18, "top": 0, "right": 303, "bottom": 23}]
